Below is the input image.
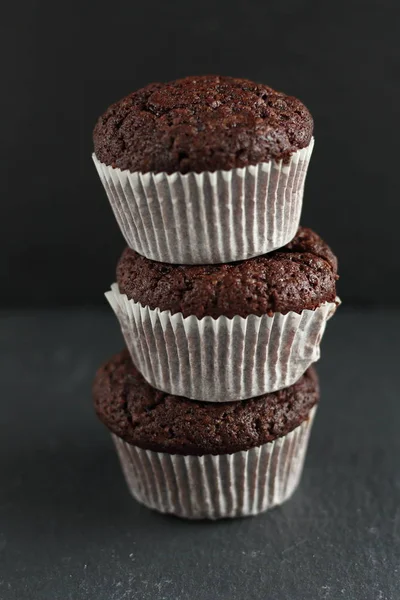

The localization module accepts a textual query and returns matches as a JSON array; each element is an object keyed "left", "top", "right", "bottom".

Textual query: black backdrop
[{"left": 3, "top": 0, "right": 399, "bottom": 307}]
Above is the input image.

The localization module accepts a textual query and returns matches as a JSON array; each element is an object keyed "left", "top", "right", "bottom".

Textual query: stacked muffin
[{"left": 92, "top": 76, "right": 339, "bottom": 519}]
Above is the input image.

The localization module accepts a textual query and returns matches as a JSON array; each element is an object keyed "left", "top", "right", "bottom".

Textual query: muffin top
[
  {"left": 93, "top": 349, "right": 319, "bottom": 455},
  {"left": 93, "top": 75, "right": 313, "bottom": 174},
  {"left": 116, "top": 227, "right": 338, "bottom": 319}
]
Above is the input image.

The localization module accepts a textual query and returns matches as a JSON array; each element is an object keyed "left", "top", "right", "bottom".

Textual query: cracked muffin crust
[
  {"left": 93, "top": 75, "right": 313, "bottom": 174},
  {"left": 116, "top": 227, "right": 338, "bottom": 319},
  {"left": 93, "top": 349, "right": 319, "bottom": 455}
]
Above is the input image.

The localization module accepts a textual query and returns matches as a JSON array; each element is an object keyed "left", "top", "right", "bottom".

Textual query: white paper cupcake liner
[
  {"left": 106, "top": 284, "right": 338, "bottom": 402},
  {"left": 93, "top": 139, "right": 314, "bottom": 264},
  {"left": 112, "top": 405, "right": 316, "bottom": 520}
]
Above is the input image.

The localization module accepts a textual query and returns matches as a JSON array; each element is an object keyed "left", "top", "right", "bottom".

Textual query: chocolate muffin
[
  {"left": 116, "top": 227, "right": 338, "bottom": 319},
  {"left": 93, "top": 349, "right": 319, "bottom": 456},
  {"left": 93, "top": 350, "right": 319, "bottom": 518},
  {"left": 93, "top": 75, "right": 313, "bottom": 175},
  {"left": 93, "top": 76, "right": 315, "bottom": 264}
]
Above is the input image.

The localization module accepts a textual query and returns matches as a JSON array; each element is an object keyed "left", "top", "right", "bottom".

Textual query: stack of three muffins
[{"left": 92, "top": 76, "right": 339, "bottom": 519}]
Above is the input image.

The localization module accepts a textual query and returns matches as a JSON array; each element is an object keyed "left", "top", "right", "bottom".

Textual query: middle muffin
[{"left": 107, "top": 226, "right": 339, "bottom": 401}]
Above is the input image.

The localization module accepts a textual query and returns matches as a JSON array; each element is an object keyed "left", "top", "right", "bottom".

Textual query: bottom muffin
[{"left": 93, "top": 350, "right": 319, "bottom": 519}]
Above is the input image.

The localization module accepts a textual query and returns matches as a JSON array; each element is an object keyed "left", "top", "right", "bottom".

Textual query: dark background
[{"left": 2, "top": 0, "right": 399, "bottom": 308}]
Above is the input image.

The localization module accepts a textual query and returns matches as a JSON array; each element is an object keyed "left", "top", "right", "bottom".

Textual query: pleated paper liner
[
  {"left": 112, "top": 406, "right": 316, "bottom": 520},
  {"left": 93, "top": 139, "right": 314, "bottom": 264},
  {"left": 106, "top": 284, "right": 338, "bottom": 402}
]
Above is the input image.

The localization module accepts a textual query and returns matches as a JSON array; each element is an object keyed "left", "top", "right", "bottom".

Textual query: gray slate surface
[{"left": 0, "top": 309, "right": 399, "bottom": 600}]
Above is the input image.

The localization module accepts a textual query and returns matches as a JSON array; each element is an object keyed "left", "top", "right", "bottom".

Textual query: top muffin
[{"left": 93, "top": 75, "right": 313, "bottom": 174}]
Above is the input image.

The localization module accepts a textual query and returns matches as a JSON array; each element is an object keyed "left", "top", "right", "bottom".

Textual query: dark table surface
[{"left": 1, "top": 309, "right": 399, "bottom": 600}]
